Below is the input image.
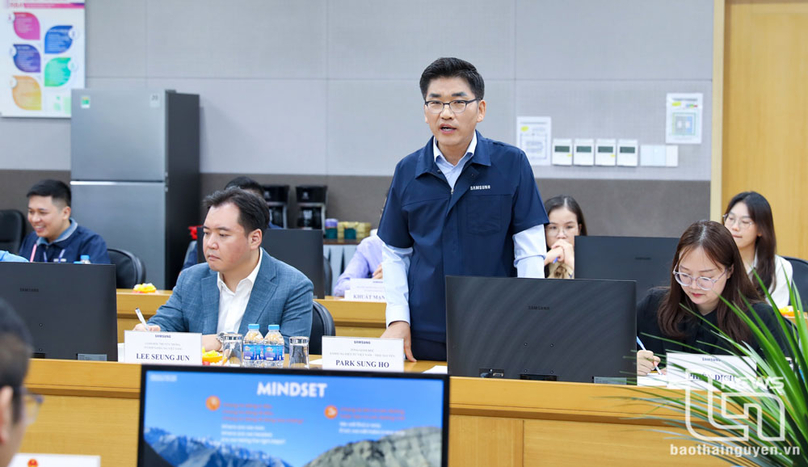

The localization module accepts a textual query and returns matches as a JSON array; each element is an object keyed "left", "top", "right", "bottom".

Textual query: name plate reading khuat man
[
  {"left": 321, "top": 336, "right": 404, "bottom": 372},
  {"left": 344, "top": 278, "right": 385, "bottom": 302},
  {"left": 124, "top": 330, "right": 202, "bottom": 365}
]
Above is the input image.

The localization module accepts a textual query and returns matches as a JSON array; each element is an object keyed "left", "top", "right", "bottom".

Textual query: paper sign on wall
[
  {"left": 124, "top": 330, "right": 202, "bottom": 366},
  {"left": 1, "top": 0, "right": 86, "bottom": 118},
  {"left": 666, "top": 93, "right": 703, "bottom": 144},
  {"left": 344, "top": 278, "right": 385, "bottom": 302},
  {"left": 11, "top": 454, "right": 100, "bottom": 467},
  {"left": 516, "top": 116, "right": 552, "bottom": 166},
  {"left": 321, "top": 336, "right": 404, "bottom": 372}
]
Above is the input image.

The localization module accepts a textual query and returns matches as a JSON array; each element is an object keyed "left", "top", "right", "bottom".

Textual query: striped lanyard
[{"left": 32, "top": 244, "right": 66, "bottom": 263}]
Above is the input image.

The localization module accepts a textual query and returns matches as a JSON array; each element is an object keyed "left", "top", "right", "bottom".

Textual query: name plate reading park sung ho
[
  {"left": 321, "top": 336, "right": 404, "bottom": 372},
  {"left": 124, "top": 330, "right": 202, "bottom": 366}
]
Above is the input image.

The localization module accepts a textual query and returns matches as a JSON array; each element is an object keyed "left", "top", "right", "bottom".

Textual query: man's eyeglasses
[
  {"left": 546, "top": 224, "right": 579, "bottom": 237},
  {"left": 673, "top": 268, "right": 728, "bottom": 291},
  {"left": 722, "top": 213, "right": 755, "bottom": 230},
  {"left": 424, "top": 98, "right": 480, "bottom": 114},
  {"left": 14, "top": 387, "right": 44, "bottom": 426}
]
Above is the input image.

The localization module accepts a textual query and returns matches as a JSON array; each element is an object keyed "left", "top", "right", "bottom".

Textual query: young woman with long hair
[
  {"left": 543, "top": 195, "right": 587, "bottom": 279},
  {"left": 723, "top": 191, "right": 793, "bottom": 308},
  {"left": 636, "top": 220, "right": 788, "bottom": 375}
]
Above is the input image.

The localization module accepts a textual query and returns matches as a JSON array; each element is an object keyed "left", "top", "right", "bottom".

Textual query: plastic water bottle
[
  {"left": 80, "top": 255, "right": 91, "bottom": 264},
  {"left": 243, "top": 324, "right": 264, "bottom": 368},
  {"left": 263, "top": 325, "right": 284, "bottom": 368}
]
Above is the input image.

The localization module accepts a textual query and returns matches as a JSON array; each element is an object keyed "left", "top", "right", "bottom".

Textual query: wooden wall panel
[{"left": 723, "top": 0, "right": 808, "bottom": 258}]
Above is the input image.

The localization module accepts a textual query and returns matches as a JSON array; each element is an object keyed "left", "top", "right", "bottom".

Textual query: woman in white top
[
  {"left": 543, "top": 195, "right": 587, "bottom": 279},
  {"left": 723, "top": 191, "right": 793, "bottom": 309}
]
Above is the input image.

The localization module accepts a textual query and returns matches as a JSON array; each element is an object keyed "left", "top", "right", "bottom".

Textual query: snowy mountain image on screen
[
  {"left": 144, "top": 427, "right": 292, "bottom": 467},
  {"left": 303, "top": 426, "right": 442, "bottom": 467}
]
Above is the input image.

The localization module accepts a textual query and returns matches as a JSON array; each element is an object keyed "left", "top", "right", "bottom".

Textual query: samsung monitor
[
  {"left": 0, "top": 262, "right": 118, "bottom": 360},
  {"left": 198, "top": 226, "right": 325, "bottom": 298},
  {"left": 446, "top": 276, "right": 636, "bottom": 383},
  {"left": 575, "top": 235, "right": 679, "bottom": 302},
  {"left": 138, "top": 365, "right": 449, "bottom": 467}
]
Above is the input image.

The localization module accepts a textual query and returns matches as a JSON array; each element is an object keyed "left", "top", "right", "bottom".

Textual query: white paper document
[
  {"left": 666, "top": 93, "right": 703, "bottom": 144},
  {"left": 516, "top": 116, "right": 552, "bottom": 166}
]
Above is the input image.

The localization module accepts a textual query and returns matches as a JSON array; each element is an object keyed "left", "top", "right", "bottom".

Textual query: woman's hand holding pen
[{"left": 637, "top": 350, "right": 662, "bottom": 376}]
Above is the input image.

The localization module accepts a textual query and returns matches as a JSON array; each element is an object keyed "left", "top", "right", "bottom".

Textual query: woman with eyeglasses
[
  {"left": 636, "top": 220, "right": 788, "bottom": 375},
  {"left": 543, "top": 195, "right": 587, "bottom": 279},
  {"left": 723, "top": 191, "right": 793, "bottom": 309}
]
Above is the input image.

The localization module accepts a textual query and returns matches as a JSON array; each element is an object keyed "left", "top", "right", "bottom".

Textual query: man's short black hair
[
  {"left": 203, "top": 188, "right": 268, "bottom": 235},
  {"left": 0, "top": 299, "right": 33, "bottom": 423},
  {"left": 419, "top": 57, "right": 485, "bottom": 100},
  {"left": 26, "top": 179, "right": 71, "bottom": 207},
  {"left": 224, "top": 176, "right": 264, "bottom": 198}
]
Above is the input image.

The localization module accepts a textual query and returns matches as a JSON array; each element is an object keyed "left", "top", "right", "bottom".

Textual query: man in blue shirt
[
  {"left": 19, "top": 180, "right": 110, "bottom": 264},
  {"left": 378, "top": 57, "right": 548, "bottom": 361},
  {"left": 0, "top": 251, "right": 26, "bottom": 263}
]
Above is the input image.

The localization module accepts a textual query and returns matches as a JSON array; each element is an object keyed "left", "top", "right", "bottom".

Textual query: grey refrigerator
[{"left": 70, "top": 89, "right": 200, "bottom": 289}]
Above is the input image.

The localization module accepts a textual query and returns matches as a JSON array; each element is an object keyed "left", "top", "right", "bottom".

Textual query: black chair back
[
  {"left": 0, "top": 209, "right": 25, "bottom": 254},
  {"left": 108, "top": 248, "right": 147, "bottom": 288},
  {"left": 310, "top": 301, "right": 336, "bottom": 355},
  {"left": 784, "top": 256, "right": 808, "bottom": 306}
]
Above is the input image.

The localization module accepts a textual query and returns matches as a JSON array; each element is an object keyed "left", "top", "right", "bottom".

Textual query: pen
[
  {"left": 636, "top": 336, "right": 663, "bottom": 375},
  {"left": 135, "top": 307, "right": 150, "bottom": 330}
]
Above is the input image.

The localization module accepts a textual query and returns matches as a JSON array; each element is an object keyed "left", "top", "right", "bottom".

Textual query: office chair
[
  {"left": 0, "top": 209, "right": 25, "bottom": 254},
  {"left": 784, "top": 256, "right": 808, "bottom": 307},
  {"left": 310, "top": 301, "right": 336, "bottom": 355},
  {"left": 108, "top": 248, "right": 147, "bottom": 289}
]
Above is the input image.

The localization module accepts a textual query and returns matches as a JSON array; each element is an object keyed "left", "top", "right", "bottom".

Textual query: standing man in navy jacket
[
  {"left": 378, "top": 57, "right": 549, "bottom": 362},
  {"left": 19, "top": 180, "right": 110, "bottom": 264}
]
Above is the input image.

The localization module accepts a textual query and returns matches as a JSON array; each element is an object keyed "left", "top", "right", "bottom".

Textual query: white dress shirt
[
  {"left": 216, "top": 252, "right": 263, "bottom": 334},
  {"left": 382, "top": 135, "right": 547, "bottom": 326}
]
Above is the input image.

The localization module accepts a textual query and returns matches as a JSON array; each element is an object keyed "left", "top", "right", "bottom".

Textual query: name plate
[
  {"left": 124, "top": 330, "right": 202, "bottom": 366},
  {"left": 321, "top": 336, "right": 404, "bottom": 372},
  {"left": 667, "top": 353, "right": 756, "bottom": 390},
  {"left": 344, "top": 278, "right": 385, "bottom": 302},
  {"left": 11, "top": 454, "right": 100, "bottom": 467}
]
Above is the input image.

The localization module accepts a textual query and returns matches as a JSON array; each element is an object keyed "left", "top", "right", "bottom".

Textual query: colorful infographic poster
[
  {"left": 1, "top": 0, "right": 85, "bottom": 118},
  {"left": 140, "top": 369, "right": 447, "bottom": 467}
]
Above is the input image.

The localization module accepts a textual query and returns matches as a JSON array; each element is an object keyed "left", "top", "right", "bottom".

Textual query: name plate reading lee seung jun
[
  {"left": 321, "top": 336, "right": 404, "bottom": 372},
  {"left": 124, "top": 331, "right": 202, "bottom": 365}
]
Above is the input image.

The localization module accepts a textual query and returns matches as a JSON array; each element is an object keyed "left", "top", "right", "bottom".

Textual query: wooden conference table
[
  {"left": 21, "top": 358, "right": 722, "bottom": 467},
  {"left": 115, "top": 289, "right": 387, "bottom": 341},
  {"left": 19, "top": 290, "right": 723, "bottom": 466}
]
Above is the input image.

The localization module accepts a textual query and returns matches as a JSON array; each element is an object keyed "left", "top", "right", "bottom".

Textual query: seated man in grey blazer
[{"left": 134, "top": 188, "right": 313, "bottom": 352}]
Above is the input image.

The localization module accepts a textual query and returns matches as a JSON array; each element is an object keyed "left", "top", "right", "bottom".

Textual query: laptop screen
[{"left": 138, "top": 365, "right": 449, "bottom": 467}]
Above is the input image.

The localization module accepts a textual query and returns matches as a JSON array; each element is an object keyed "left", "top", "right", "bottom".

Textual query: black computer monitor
[
  {"left": 446, "top": 276, "right": 636, "bottom": 383},
  {"left": 0, "top": 262, "right": 118, "bottom": 360},
  {"left": 197, "top": 226, "right": 325, "bottom": 298},
  {"left": 138, "top": 365, "right": 450, "bottom": 467},
  {"left": 575, "top": 236, "right": 679, "bottom": 302}
]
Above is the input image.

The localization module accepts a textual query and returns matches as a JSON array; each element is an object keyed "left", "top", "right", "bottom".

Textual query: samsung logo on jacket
[{"left": 470, "top": 185, "right": 491, "bottom": 190}]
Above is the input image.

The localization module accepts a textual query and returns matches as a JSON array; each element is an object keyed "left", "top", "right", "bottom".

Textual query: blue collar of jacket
[
  {"left": 36, "top": 218, "right": 78, "bottom": 246},
  {"left": 415, "top": 131, "right": 491, "bottom": 177}
]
